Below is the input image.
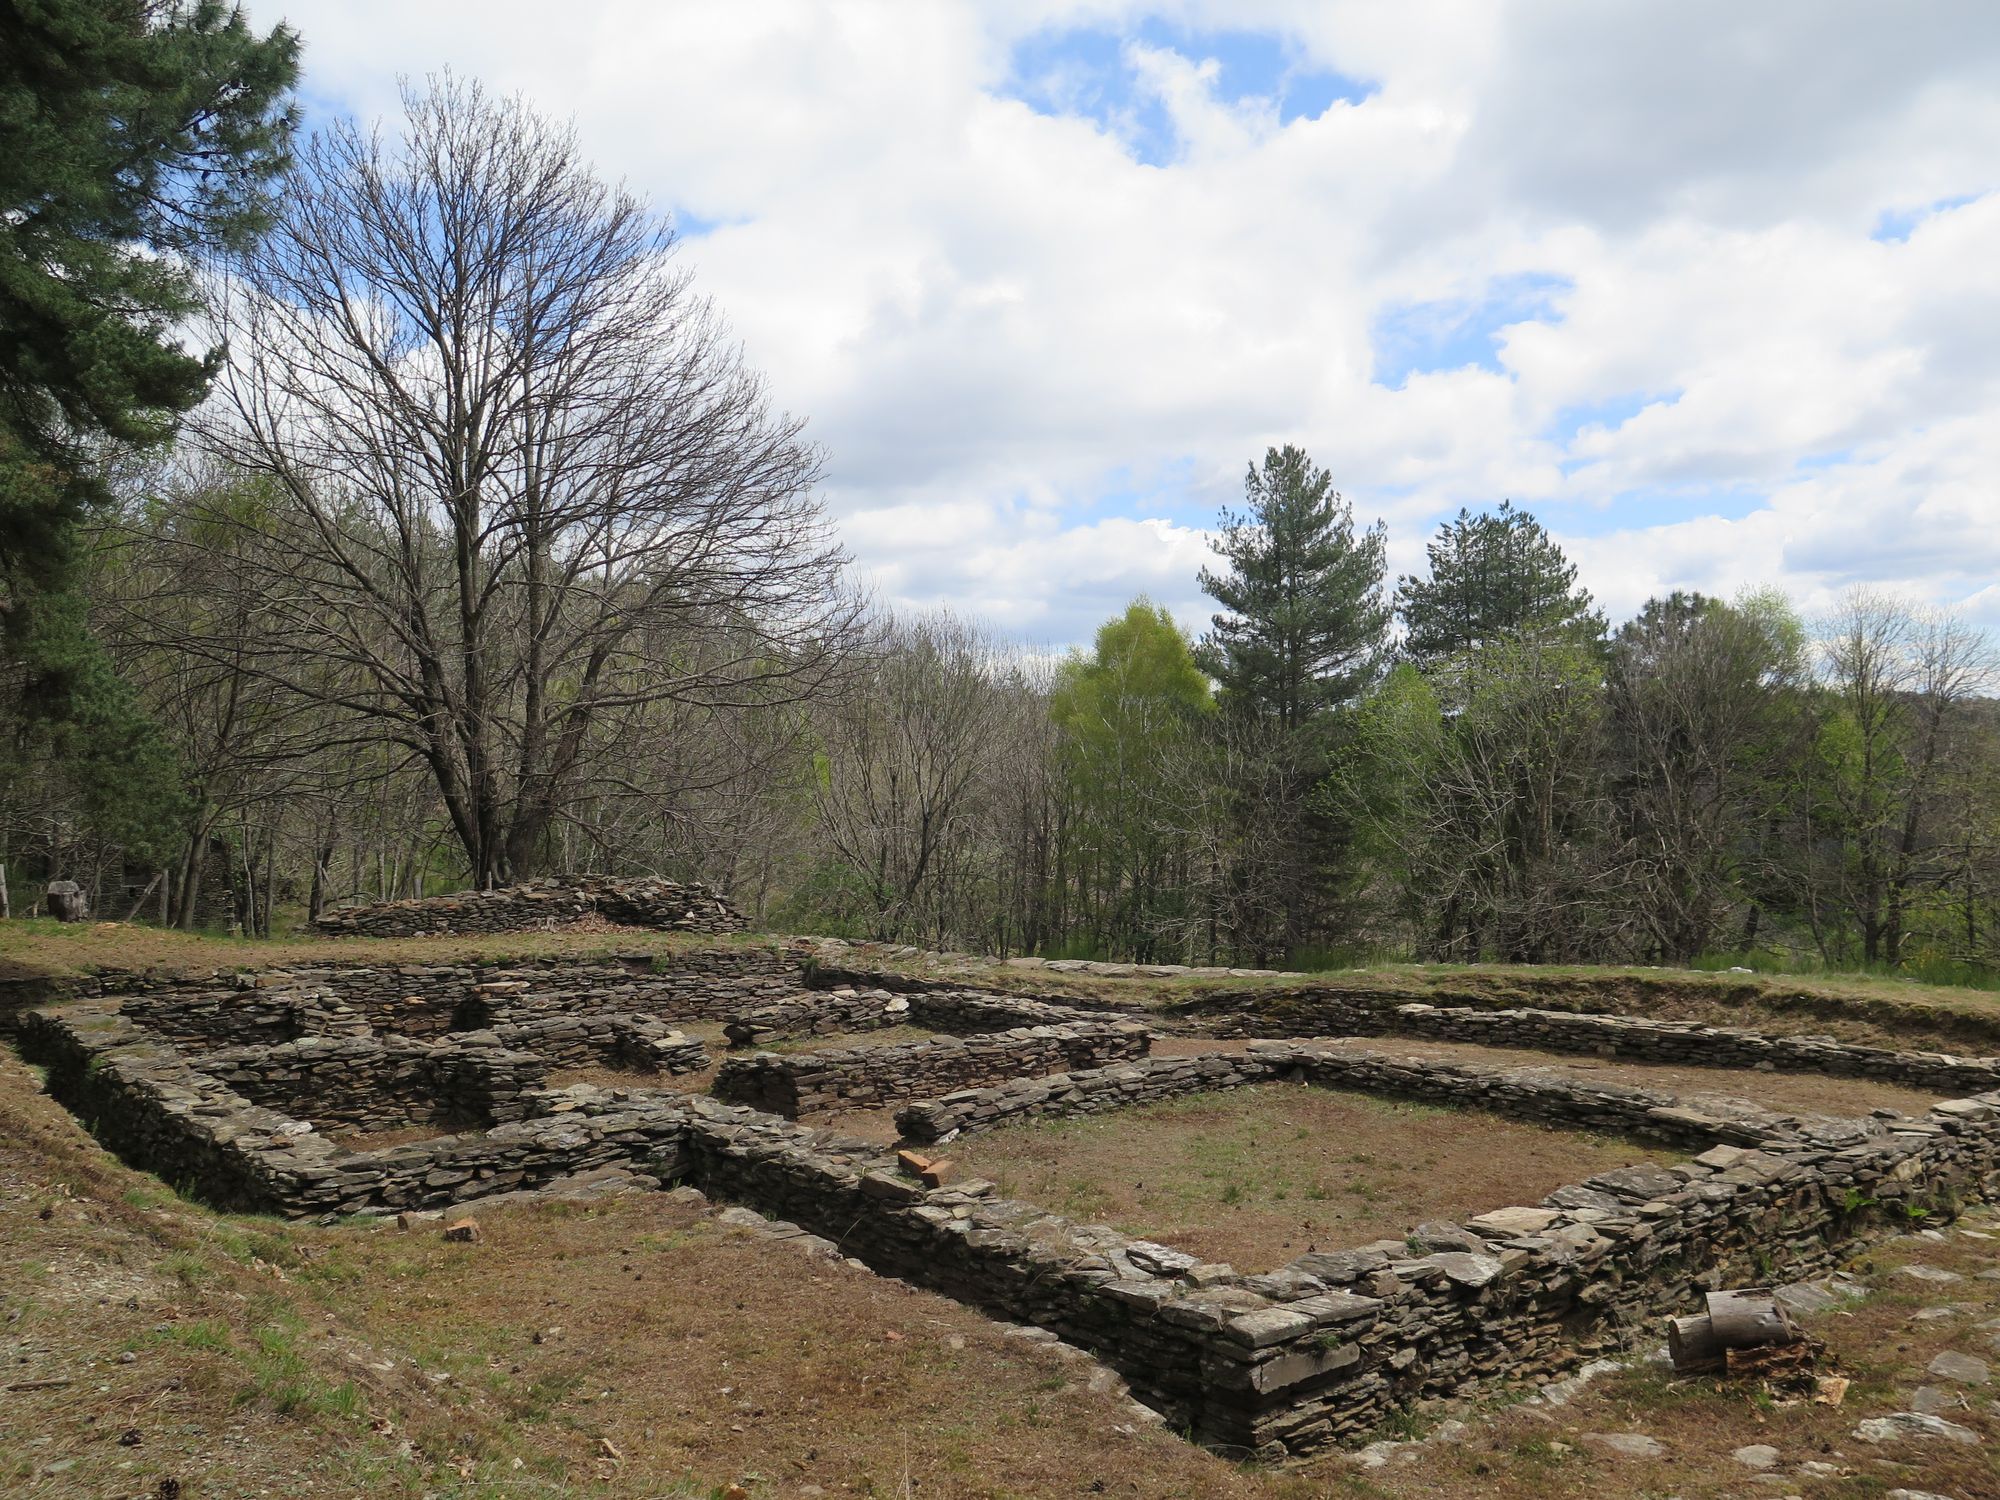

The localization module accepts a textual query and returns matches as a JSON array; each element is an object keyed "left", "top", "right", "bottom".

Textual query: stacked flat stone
[
  {"left": 310, "top": 874, "right": 745, "bottom": 937},
  {"left": 1185, "top": 990, "right": 2000, "bottom": 1095},
  {"left": 465, "top": 1011, "right": 709, "bottom": 1075},
  {"left": 81, "top": 947, "right": 798, "bottom": 1041},
  {"left": 723, "top": 986, "right": 1115, "bottom": 1048},
  {"left": 711, "top": 1021, "right": 1154, "bottom": 1118}
]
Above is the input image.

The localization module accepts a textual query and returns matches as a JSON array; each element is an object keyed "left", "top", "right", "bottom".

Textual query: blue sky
[
  {"left": 261, "top": 0, "right": 2000, "bottom": 645},
  {"left": 1003, "top": 19, "right": 1375, "bottom": 166}
]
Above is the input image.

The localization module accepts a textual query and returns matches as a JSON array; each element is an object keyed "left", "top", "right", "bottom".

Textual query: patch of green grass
[
  {"left": 161, "top": 1249, "right": 213, "bottom": 1286},
  {"left": 234, "top": 1300, "right": 368, "bottom": 1421},
  {"left": 145, "top": 1318, "right": 234, "bottom": 1353}
]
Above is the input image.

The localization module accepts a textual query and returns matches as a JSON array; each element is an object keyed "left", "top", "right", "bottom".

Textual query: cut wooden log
[
  {"left": 1668, "top": 1313, "right": 1724, "bottom": 1371},
  {"left": 1668, "top": 1288, "right": 1803, "bottom": 1373},
  {"left": 1706, "top": 1288, "right": 1799, "bottom": 1348}
]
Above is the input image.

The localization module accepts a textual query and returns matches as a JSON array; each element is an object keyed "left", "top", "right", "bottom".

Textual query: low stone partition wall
[
  {"left": 1386, "top": 1002, "right": 1997, "bottom": 1095},
  {"left": 899, "top": 1051, "right": 1270, "bottom": 1141},
  {"left": 1189, "top": 989, "right": 1996, "bottom": 1096},
  {"left": 722, "top": 987, "right": 916, "bottom": 1046},
  {"left": 893, "top": 1043, "right": 1899, "bottom": 1150},
  {"left": 115, "top": 987, "right": 373, "bottom": 1050},
  {"left": 159, "top": 1029, "right": 567, "bottom": 1133},
  {"left": 81, "top": 946, "right": 798, "bottom": 1047},
  {"left": 711, "top": 1021, "right": 1154, "bottom": 1118},
  {"left": 799, "top": 960, "right": 1150, "bottom": 1016},
  {"left": 722, "top": 986, "right": 1114, "bottom": 1047},
  {"left": 312, "top": 874, "right": 744, "bottom": 937},
  {"left": 473, "top": 1011, "right": 708, "bottom": 1075}
]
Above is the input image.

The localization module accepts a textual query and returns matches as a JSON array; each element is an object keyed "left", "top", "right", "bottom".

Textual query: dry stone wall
[
  {"left": 722, "top": 986, "right": 1112, "bottom": 1047},
  {"left": 710, "top": 1021, "right": 1155, "bottom": 1117},
  {"left": 1187, "top": 990, "right": 1994, "bottom": 1095},
  {"left": 18, "top": 1004, "right": 694, "bottom": 1213},
  {"left": 311, "top": 874, "right": 745, "bottom": 937},
  {"left": 893, "top": 1042, "right": 1911, "bottom": 1148},
  {"left": 199, "top": 1034, "right": 495, "bottom": 1132},
  {"left": 654, "top": 1068, "right": 2000, "bottom": 1458},
  {"left": 468, "top": 1012, "right": 708, "bottom": 1075},
  {"left": 84, "top": 946, "right": 796, "bottom": 1045}
]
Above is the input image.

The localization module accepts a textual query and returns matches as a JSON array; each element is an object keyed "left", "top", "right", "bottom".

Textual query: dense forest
[{"left": 3, "top": 10, "right": 1996, "bottom": 982}]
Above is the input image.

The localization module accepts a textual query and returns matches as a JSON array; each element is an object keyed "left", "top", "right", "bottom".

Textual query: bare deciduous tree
[
  {"left": 811, "top": 612, "right": 1013, "bottom": 941},
  {"left": 1812, "top": 590, "right": 1998, "bottom": 965},
  {"left": 197, "top": 77, "right": 855, "bottom": 886}
]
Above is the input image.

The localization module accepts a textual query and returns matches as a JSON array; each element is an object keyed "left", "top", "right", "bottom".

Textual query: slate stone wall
[
  {"left": 896, "top": 1041, "right": 1903, "bottom": 1150},
  {"left": 91, "top": 946, "right": 796, "bottom": 1046},
  {"left": 722, "top": 987, "right": 1113, "bottom": 1047},
  {"left": 710, "top": 1021, "right": 1155, "bottom": 1117},
  {"left": 1191, "top": 991, "right": 1994, "bottom": 1095}
]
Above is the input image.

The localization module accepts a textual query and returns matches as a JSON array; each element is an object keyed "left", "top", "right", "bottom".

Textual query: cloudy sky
[{"left": 255, "top": 0, "right": 2000, "bottom": 647}]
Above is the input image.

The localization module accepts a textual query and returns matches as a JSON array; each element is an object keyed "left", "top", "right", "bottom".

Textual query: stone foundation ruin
[{"left": 18, "top": 946, "right": 2000, "bottom": 1459}]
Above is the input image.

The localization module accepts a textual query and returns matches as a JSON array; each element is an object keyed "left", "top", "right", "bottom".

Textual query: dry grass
[
  {"left": 946, "top": 1084, "right": 1679, "bottom": 1270},
  {"left": 0, "top": 917, "right": 770, "bottom": 984}
]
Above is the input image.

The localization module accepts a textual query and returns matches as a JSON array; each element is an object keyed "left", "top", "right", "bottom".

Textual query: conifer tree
[
  {"left": 1395, "top": 501, "right": 1605, "bottom": 668},
  {"left": 1197, "top": 445, "right": 1390, "bottom": 729},
  {"left": 0, "top": 0, "right": 297, "bottom": 605}
]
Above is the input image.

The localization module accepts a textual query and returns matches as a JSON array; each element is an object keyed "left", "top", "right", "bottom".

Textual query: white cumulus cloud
[{"left": 253, "top": 0, "right": 2000, "bottom": 645}]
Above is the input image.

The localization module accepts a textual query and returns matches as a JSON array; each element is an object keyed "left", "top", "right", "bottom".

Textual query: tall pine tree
[
  {"left": 1394, "top": 501, "right": 1605, "bottom": 668},
  {"left": 1197, "top": 445, "right": 1390, "bottom": 730},
  {"left": 0, "top": 0, "right": 297, "bottom": 621}
]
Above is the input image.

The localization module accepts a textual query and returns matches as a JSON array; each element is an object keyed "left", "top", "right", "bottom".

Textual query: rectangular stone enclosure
[{"left": 18, "top": 949, "right": 2000, "bottom": 1459}]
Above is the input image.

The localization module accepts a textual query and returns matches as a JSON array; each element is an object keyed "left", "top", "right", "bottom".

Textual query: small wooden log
[
  {"left": 1668, "top": 1313, "right": 1724, "bottom": 1371},
  {"left": 1705, "top": 1289, "right": 1799, "bottom": 1349}
]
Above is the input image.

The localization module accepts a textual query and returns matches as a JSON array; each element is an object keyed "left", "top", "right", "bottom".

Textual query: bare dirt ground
[{"left": 944, "top": 1084, "right": 1679, "bottom": 1270}]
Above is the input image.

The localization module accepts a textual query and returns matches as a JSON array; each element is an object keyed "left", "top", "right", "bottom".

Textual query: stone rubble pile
[{"left": 311, "top": 874, "right": 746, "bottom": 938}]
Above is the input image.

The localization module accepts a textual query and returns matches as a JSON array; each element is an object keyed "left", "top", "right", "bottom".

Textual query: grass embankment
[{"left": 0, "top": 918, "right": 775, "bottom": 985}]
